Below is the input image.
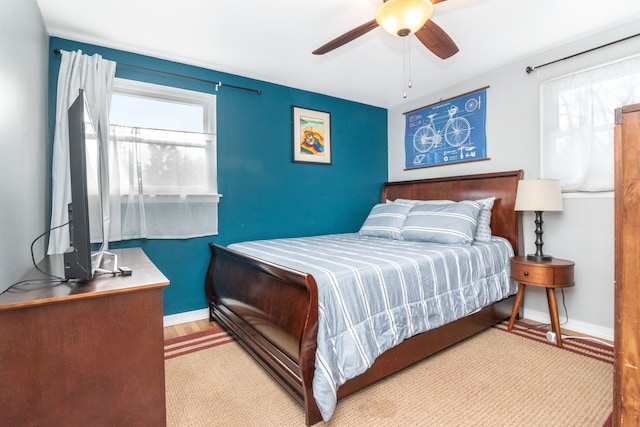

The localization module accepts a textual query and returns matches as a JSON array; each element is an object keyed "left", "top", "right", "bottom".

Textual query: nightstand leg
[
  {"left": 546, "top": 288, "right": 563, "bottom": 348},
  {"left": 508, "top": 284, "right": 526, "bottom": 331}
]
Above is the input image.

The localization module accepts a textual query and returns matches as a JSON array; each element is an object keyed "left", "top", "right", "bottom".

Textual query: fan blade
[
  {"left": 312, "top": 19, "right": 379, "bottom": 55},
  {"left": 414, "top": 19, "right": 459, "bottom": 59}
]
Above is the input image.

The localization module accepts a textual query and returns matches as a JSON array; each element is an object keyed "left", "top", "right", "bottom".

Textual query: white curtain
[
  {"left": 48, "top": 50, "right": 116, "bottom": 254},
  {"left": 108, "top": 125, "right": 219, "bottom": 240},
  {"left": 541, "top": 55, "right": 640, "bottom": 191}
]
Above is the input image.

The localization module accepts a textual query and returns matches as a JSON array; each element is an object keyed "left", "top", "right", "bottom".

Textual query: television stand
[
  {"left": 0, "top": 248, "right": 169, "bottom": 426},
  {"left": 95, "top": 249, "right": 118, "bottom": 274}
]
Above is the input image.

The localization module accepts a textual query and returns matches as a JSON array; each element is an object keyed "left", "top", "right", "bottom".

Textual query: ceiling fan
[{"left": 312, "top": 0, "right": 458, "bottom": 60}]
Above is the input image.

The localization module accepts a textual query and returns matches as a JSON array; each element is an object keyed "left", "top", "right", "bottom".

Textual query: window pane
[
  {"left": 110, "top": 93, "right": 204, "bottom": 132},
  {"left": 541, "top": 55, "right": 640, "bottom": 191},
  {"left": 141, "top": 144, "right": 208, "bottom": 193},
  {"left": 111, "top": 125, "right": 214, "bottom": 195}
]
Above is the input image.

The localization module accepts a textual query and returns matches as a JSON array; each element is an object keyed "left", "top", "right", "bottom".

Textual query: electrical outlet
[{"left": 546, "top": 331, "right": 557, "bottom": 343}]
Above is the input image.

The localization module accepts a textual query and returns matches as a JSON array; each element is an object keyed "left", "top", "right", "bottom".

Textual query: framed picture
[
  {"left": 404, "top": 87, "right": 489, "bottom": 169},
  {"left": 292, "top": 106, "right": 331, "bottom": 164}
]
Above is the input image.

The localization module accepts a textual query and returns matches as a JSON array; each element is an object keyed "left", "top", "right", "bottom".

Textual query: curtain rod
[
  {"left": 525, "top": 32, "right": 640, "bottom": 74},
  {"left": 53, "top": 48, "right": 262, "bottom": 95}
]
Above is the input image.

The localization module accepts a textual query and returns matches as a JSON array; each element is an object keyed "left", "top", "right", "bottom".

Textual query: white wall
[
  {"left": 0, "top": 0, "right": 49, "bottom": 292},
  {"left": 388, "top": 22, "right": 640, "bottom": 340}
]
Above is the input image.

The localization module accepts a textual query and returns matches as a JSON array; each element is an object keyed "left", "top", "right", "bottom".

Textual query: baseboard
[
  {"left": 522, "top": 308, "right": 614, "bottom": 342},
  {"left": 163, "top": 308, "right": 209, "bottom": 327},
  {"left": 164, "top": 307, "right": 615, "bottom": 342}
]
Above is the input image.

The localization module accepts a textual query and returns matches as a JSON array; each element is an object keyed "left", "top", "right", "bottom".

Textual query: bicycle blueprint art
[{"left": 404, "top": 88, "right": 487, "bottom": 169}]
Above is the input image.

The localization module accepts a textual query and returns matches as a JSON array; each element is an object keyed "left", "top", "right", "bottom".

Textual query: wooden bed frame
[{"left": 205, "top": 170, "right": 523, "bottom": 425}]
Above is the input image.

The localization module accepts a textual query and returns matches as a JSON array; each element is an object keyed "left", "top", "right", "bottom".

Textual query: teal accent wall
[{"left": 48, "top": 37, "right": 388, "bottom": 315}]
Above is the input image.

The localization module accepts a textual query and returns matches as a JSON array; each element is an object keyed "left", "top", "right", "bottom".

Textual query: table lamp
[{"left": 514, "top": 179, "right": 563, "bottom": 261}]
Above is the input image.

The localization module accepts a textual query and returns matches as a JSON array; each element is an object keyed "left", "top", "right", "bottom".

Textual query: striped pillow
[
  {"left": 394, "top": 197, "right": 495, "bottom": 242},
  {"left": 359, "top": 202, "right": 413, "bottom": 240},
  {"left": 400, "top": 200, "right": 482, "bottom": 244}
]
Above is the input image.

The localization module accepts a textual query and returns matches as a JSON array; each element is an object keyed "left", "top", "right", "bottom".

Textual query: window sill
[
  {"left": 121, "top": 194, "right": 223, "bottom": 203},
  {"left": 562, "top": 191, "right": 613, "bottom": 199}
]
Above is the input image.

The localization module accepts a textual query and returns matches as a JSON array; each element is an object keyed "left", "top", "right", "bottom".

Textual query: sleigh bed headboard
[{"left": 381, "top": 170, "right": 523, "bottom": 255}]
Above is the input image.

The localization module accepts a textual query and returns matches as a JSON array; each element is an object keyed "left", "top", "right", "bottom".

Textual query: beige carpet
[{"left": 165, "top": 322, "right": 613, "bottom": 426}]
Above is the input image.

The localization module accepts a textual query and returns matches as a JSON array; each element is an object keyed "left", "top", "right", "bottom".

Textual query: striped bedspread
[{"left": 228, "top": 233, "right": 516, "bottom": 421}]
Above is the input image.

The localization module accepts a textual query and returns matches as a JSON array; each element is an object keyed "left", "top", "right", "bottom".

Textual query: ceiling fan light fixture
[{"left": 376, "top": 0, "right": 434, "bottom": 37}]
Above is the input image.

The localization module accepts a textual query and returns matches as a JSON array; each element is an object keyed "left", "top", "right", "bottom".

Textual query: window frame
[{"left": 110, "top": 78, "right": 218, "bottom": 198}]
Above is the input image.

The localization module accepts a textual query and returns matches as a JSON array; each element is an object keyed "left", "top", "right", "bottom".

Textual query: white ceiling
[{"left": 36, "top": 0, "right": 640, "bottom": 108}]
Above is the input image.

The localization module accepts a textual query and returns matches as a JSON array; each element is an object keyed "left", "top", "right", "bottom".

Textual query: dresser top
[{"left": 0, "top": 248, "right": 169, "bottom": 310}]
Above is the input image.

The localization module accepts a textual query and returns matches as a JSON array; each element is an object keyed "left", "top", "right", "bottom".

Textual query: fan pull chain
[
  {"left": 403, "top": 38, "right": 407, "bottom": 98},
  {"left": 407, "top": 37, "right": 413, "bottom": 89},
  {"left": 403, "top": 38, "right": 413, "bottom": 98}
]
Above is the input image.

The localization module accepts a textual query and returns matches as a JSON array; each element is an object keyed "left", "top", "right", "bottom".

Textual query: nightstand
[{"left": 507, "top": 256, "right": 575, "bottom": 347}]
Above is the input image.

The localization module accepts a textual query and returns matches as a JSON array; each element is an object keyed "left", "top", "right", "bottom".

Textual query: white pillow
[
  {"left": 473, "top": 197, "right": 495, "bottom": 242},
  {"left": 393, "top": 198, "right": 452, "bottom": 205}
]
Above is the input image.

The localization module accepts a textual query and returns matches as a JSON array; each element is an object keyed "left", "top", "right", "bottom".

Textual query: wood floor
[
  {"left": 519, "top": 318, "right": 613, "bottom": 346},
  {"left": 163, "top": 318, "right": 219, "bottom": 340}
]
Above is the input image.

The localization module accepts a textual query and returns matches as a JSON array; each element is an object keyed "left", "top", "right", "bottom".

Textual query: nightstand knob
[{"left": 523, "top": 271, "right": 529, "bottom": 277}]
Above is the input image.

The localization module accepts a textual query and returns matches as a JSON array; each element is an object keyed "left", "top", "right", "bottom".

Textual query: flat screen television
[{"left": 63, "top": 89, "right": 105, "bottom": 281}]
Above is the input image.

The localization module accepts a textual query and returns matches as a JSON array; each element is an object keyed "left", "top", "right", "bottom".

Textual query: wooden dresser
[
  {"left": 613, "top": 103, "right": 640, "bottom": 426},
  {"left": 0, "top": 248, "right": 169, "bottom": 426}
]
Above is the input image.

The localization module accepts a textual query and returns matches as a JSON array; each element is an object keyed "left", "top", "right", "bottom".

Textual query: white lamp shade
[
  {"left": 514, "top": 179, "right": 564, "bottom": 212},
  {"left": 375, "top": 0, "right": 434, "bottom": 37}
]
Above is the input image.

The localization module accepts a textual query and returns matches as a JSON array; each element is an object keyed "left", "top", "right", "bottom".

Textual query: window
[
  {"left": 541, "top": 55, "right": 640, "bottom": 192},
  {"left": 108, "top": 79, "right": 219, "bottom": 240}
]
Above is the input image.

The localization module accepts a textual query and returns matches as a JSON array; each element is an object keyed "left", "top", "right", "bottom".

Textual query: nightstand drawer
[{"left": 510, "top": 261, "right": 553, "bottom": 285}]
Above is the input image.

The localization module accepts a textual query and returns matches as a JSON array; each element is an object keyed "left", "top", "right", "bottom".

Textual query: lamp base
[{"left": 527, "top": 254, "right": 553, "bottom": 262}]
